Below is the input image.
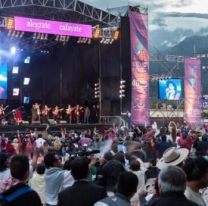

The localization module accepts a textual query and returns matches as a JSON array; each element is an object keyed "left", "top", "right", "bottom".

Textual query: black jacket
[
  {"left": 58, "top": 180, "right": 107, "bottom": 206},
  {"left": 2, "top": 183, "right": 42, "bottom": 206},
  {"left": 148, "top": 192, "right": 199, "bottom": 206}
]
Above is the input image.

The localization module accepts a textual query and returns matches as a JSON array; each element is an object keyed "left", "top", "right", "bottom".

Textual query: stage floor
[{"left": 0, "top": 123, "right": 112, "bottom": 134}]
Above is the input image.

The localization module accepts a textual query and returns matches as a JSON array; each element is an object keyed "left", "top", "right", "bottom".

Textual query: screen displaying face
[
  {"left": 159, "top": 79, "right": 182, "bottom": 100},
  {"left": 0, "top": 64, "right": 7, "bottom": 100}
]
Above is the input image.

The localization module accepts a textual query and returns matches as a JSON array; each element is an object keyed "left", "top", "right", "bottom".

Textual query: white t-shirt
[
  {"left": 185, "top": 186, "right": 206, "bottom": 206},
  {"left": 0, "top": 169, "right": 11, "bottom": 180},
  {"left": 35, "top": 138, "right": 46, "bottom": 148}
]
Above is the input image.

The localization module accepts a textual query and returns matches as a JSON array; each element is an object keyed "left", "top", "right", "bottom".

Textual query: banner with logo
[
  {"left": 129, "top": 12, "right": 149, "bottom": 125},
  {"left": 14, "top": 16, "right": 92, "bottom": 38},
  {"left": 184, "top": 57, "right": 202, "bottom": 127}
]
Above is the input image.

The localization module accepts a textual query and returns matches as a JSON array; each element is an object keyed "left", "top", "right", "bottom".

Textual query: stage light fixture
[
  {"left": 88, "top": 38, "right": 92, "bottom": 44},
  {"left": 55, "top": 35, "right": 60, "bottom": 41},
  {"left": 41, "top": 33, "right": 45, "bottom": 40},
  {"left": 94, "top": 80, "right": 101, "bottom": 99},
  {"left": 93, "top": 28, "right": 101, "bottom": 38},
  {"left": 20, "top": 31, "right": 24, "bottom": 38},
  {"left": 12, "top": 66, "right": 19, "bottom": 74},
  {"left": 24, "top": 56, "right": 31, "bottom": 64},
  {"left": 113, "top": 30, "right": 120, "bottom": 40},
  {"left": 33, "top": 33, "right": 37, "bottom": 39},
  {"left": 66, "top": 36, "right": 70, "bottom": 42},
  {"left": 100, "top": 38, "right": 105, "bottom": 43},
  {"left": 6, "top": 17, "right": 15, "bottom": 30},
  {"left": 44, "top": 34, "right": 48, "bottom": 40},
  {"left": 13, "top": 88, "right": 20, "bottom": 96},
  {"left": 7, "top": 30, "right": 12, "bottom": 37},
  {"left": 77, "top": 37, "right": 81, "bottom": 43},
  {"left": 23, "top": 77, "right": 30, "bottom": 85},
  {"left": 23, "top": 96, "right": 30, "bottom": 104},
  {"left": 11, "top": 31, "right": 16, "bottom": 38},
  {"left": 119, "top": 80, "right": 126, "bottom": 99},
  {"left": 10, "top": 46, "right": 17, "bottom": 55}
]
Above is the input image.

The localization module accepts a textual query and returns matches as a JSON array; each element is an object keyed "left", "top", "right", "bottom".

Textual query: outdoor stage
[{"left": 0, "top": 123, "right": 112, "bottom": 134}]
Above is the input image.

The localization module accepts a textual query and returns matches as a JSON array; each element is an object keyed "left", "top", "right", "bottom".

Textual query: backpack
[{"left": 0, "top": 186, "right": 33, "bottom": 206}]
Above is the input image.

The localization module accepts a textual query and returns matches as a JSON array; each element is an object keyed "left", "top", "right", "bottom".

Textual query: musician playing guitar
[
  {"left": 52, "top": 106, "right": 63, "bottom": 123},
  {"left": 31, "top": 103, "right": 41, "bottom": 122},
  {"left": 35, "top": 103, "right": 41, "bottom": 121},
  {"left": 0, "top": 104, "right": 9, "bottom": 124},
  {"left": 66, "top": 104, "right": 74, "bottom": 124},
  {"left": 74, "top": 104, "right": 84, "bottom": 124},
  {"left": 42, "top": 105, "right": 51, "bottom": 123}
]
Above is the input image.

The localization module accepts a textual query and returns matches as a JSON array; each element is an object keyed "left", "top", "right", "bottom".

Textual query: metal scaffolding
[{"left": 0, "top": 0, "right": 119, "bottom": 26}]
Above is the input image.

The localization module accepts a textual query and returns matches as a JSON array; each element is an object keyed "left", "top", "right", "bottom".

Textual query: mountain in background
[
  {"left": 165, "top": 35, "right": 208, "bottom": 56},
  {"left": 149, "top": 34, "right": 208, "bottom": 96}
]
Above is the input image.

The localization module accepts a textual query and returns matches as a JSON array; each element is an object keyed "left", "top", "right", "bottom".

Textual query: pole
[
  {"left": 60, "top": 65, "right": 63, "bottom": 106},
  {"left": 119, "top": 24, "right": 123, "bottom": 114},
  {"left": 98, "top": 41, "right": 102, "bottom": 123}
]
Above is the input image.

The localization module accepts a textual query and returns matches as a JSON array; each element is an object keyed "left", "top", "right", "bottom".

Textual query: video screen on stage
[
  {"left": 0, "top": 64, "right": 7, "bottom": 99},
  {"left": 158, "top": 79, "right": 182, "bottom": 100}
]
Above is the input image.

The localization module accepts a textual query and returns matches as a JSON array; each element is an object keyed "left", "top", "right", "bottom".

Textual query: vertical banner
[
  {"left": 0, "top": 64, "right": 7, "bottom": 99},
  {"left": 184, "top": 57, "right": 202, "bottom": 127},
  {"left": 129, "top": 12, "right": 149, "bottom": 125}
]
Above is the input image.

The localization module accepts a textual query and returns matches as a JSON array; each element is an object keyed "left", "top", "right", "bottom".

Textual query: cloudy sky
[{"left": 81, "top": 0, "right": 208, "bottom": 49}]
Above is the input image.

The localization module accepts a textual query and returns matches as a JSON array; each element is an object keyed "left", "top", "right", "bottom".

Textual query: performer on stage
[
  {"left": 84, "top": 106, "right": 91, "bottom": 124},
  {"left": 42, "top": 105, "right": 51, "bottom": 123},
  {"left": 66, "top": 104, "right": 73, "bottom": 124},
  {"left": 31, "top": 103, "right": 41, "bottom": 122},
  {"left": 14, "top": 108, "right": 22, "bottom": 125},
  {"left": 0, "top": 104, "right": 9, "bottom": 124},
  {"left": 53, "top": 106, "right": 63, "bottom": 123},
  {"left": 35, "top": 103, "right": 41, "bottom": 121},
  {"left": 74, "top": 104, "right": 83, "bottom": 124}
]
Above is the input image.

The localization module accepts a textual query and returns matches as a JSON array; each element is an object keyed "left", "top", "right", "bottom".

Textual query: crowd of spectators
[{"left": 0, "top": 121, "right": 208, "bottom": 206}]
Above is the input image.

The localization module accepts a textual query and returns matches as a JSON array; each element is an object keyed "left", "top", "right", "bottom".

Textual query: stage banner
[
  {"left": 129, "top": 12, "right": 149, "bottom": 126},
  {"left": 14, "top": 16, "right": 92, "bottom": 38},
  {"left": 184, "top": 57, "right": 202, "bottom": 127}
]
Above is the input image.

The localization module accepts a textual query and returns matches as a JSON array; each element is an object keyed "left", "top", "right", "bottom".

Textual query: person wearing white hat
[{"left": 156, "top": 147, "right": 189, "bottom": 169}]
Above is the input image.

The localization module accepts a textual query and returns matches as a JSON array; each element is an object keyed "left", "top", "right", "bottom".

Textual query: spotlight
[
  {"left": 24, "top": 56, "right": 31, "bottom": 64},
  {"left": 113, "top": 30, "right": 119, "bottom": 40},
  {"left": 23, "top": 77, "right": 30, "bottom": 85},
  {"left": 12, "top": 66, "right": 19, "bottom": 74},
  {"left": 33, "top": 33, "right": 37, "bottom": 39},
  {"left": 44, "top": 34, "right": 48, "bottom": 40},
  {"left": 88, "top": 38, "right": 92, "bottom": 44},
  {"left": 20, "top": 32, "right": 24, "bottom": 38},
  {"left": 41, "top": 33, "right": 45, "bottom": 40},
  {"left": 10, "top": 46, "right": 17, "bottom": 55},
  {"left": 77, "top": 37, "right": 81, "bottom": 43},
  {"left": 55, "top": 35, "right": 60, "bottom": 41},
  {"left": 100, "top": 38, "right": 105, "bottom": 43},
  {"left": 13, "top": 88, "right": 20, "bottom": 96},
  {"left": 8, "top": 30, "right": 12, "bottom": 37},
  {"left": 6, "top": 17, "right": 15, "bottom": 30},
  {"left": 93, "top": 28, "right": 101, "bottom": 38},
  {"left": 23, "top": 96, "right": 30, "bottom": 104}
]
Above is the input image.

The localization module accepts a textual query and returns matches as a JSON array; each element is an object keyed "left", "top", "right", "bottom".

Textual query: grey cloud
[
  {"left": 151, "top": 18, "right": 167, "bottom": 27},
  {"left": 157, "top": 12, "right": 208, "bottom": 19},
  {"left": 172, "top": 0, "right": 194, "bottom": 7}
]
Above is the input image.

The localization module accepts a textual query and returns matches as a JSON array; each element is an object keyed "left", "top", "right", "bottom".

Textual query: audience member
[
  {"left": 149, "top": 165, "right": 198, "bottom": 206},
  {"left": 94, "top": 171, "right": 138, "bottom": 206},
  {"left": 183, "top": 157, "right": 208, "bottom": 206},
  {"left": 44, "top": 152, "right": 74, "bottom": 206},
  {"left": 0, "top": 154, "right": 42, "bottom": 206},
  {"left": 29, "top": 163, "right": 46, "bottom": 205},
  {"left": 58, "top": 157, "right": 107, "bottom": 206}
]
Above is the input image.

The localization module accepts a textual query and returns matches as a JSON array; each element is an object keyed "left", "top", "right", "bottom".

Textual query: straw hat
[{"left": 156, "top": 147, "right": 189, "bottom": 169}]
